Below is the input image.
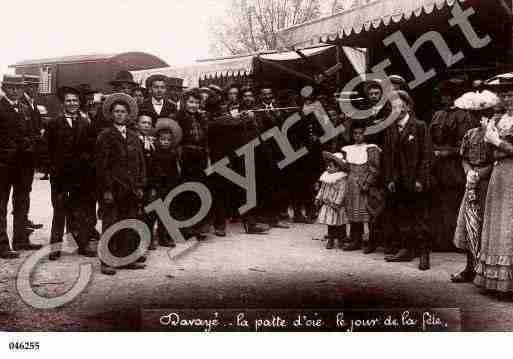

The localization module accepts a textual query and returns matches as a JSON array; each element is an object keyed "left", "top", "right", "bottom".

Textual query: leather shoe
[
  {"left": 26, "top": 220, "right": 43, "bottom": 230},
  {"left": 215, "top": 229, "right": 227, "bottom": 237},
  {"left": 49, "top": 251, "right": 61, "bottom": 261},
  {"left": 325, "top": 238, "right": 335, "bottom": 249},
  {"left": 362, "top": 242, "right": 376, "bottom": 254},
  {"left": 384, "top": 247, "right": 399, "bottom": 256},
  {"left": 418, "top": 252, "right": 430, "bottom": 271},
  {"left": 243, "top": 223, "right": 268, "bottom": 234},
  {"left": 293, "top": 215, "right": 309, "bottom": 223},
  {"left": 77, "top": 248, "right": 97, "bottom": 257},
  {"left": 0, "top": 248, "right": 19, "bottom": 259},
  {"left": 450, "top": 270, "right": 475, "bottom": 283},
  {"left": 137, "top": 256, "right": 147, "bottom": 263},
  {"left": 385, "top": 248, "right": 413, "bottom": 262},
  {"left": 159, "top": 241, "right": 176, "bottom": 248},
  {"left": 122, "top": 263, "right": 146, "bottom": 270},
  {"left": 14, "top": 243, "right": 43, "bottom": 251},
  {"left": 343, "top": 241, "right": 361, "bottom": 251},
  {"left": 101, "top": 265, "right": 117, "bottom": 275},
  {"left": 270, "top": 222, "right": 289, "bottom": 229}
]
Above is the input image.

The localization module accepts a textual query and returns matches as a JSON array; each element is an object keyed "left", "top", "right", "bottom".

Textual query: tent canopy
[
  {"left": 277, "top": 0, "right": 512, "bottom": 48},
  {"left": 131, "top": 44, "right": 366, "bottom": 88}
]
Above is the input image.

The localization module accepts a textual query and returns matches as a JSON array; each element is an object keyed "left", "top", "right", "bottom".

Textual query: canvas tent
[{"left": 131, "top": 45, "right": 367, "bottom": 89}]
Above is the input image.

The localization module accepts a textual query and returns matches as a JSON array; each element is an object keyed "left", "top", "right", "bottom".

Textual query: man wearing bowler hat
[
  {"left": 109, "top": 70, "right": 137, "bottom": 96},
  {"left": 140, "top": 74, "right": 177, "bottom": 125},
  {"left": 0, "top": 75, "right": 42, "bottom": 259},
  {"left": 167, "top": 77, "right": 186, "bottom": 110},
  {"left": 45, "top": 86, "right": 96, "bottom": 260}
]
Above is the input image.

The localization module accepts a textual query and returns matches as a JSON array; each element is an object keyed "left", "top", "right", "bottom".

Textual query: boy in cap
[{"left": 96, "top": 93, "right": 146, "bottom": 275}]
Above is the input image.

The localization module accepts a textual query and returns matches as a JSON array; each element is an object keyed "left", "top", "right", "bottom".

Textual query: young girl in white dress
[{"left": 315, "top": 152, "right": 350, "bottom": 249}]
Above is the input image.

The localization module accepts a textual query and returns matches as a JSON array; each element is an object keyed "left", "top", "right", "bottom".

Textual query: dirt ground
[{"left": 1, "top": 178, "right": 513, "bottom": 331}]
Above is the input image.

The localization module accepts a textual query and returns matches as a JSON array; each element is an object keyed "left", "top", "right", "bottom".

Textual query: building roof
[{"left": 9, "top": 53, "right": 119, "bottom": 67}]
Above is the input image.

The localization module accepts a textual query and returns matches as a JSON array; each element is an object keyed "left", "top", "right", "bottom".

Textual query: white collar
[
  {"left": 4, "top": 96, "right": 17, "bottom": 107},
  {"left": 398, "top": 113, "right": 410, "bottom": 128},
  {"left": 152, "top": 97, "right": 164, "bottom": 105},
  {"left": 342, "top": 144, "right": 380, "bottom": 165},
  {"left": 319, "top": 171, "right": 347, "bottom": 184},
  {"left": 114, "top": 124, "right": 127, "bottom": 132}
]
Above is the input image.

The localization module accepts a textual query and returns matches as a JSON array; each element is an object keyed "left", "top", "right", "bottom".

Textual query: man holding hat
[
  {"left": 140, "top": 74, "right": 177, "bottom": 125},
  {"left": 0, "top": 75, "right": 42, "bottom": 258},
  {"left": 45, "top": 86, "right": 96, "bottom": 260}
]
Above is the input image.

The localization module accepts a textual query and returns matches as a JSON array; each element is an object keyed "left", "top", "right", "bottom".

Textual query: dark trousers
[
  {"left": 21, "top": 156, "right": 35, "bottom": 224},
  {"left": 388, "top": 181, "right": 430, "bottom": 253},
  {"left": 101, "top": 194, "right": 141, "bottom": 267},
  {"left": 0, "top": 162, "right": 31, "bottom": 250},
  {"left": 49, "top": 177, "right": 89, "bottom": 250}
]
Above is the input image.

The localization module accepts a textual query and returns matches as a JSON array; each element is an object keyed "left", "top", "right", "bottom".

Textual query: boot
[
  {"left": 337, "top": 236, "right": 348, "bottom": 249},
  {"left": 419, "top": 251, "right": 430, "bottom": 271},
  {"left": 326, "top": 237, "right": 335, "bottom": 250},
  {"left": 362, "top": 233, "right": 375, "bottom": 254},
  {"left": 101, "top": 264, "right": 117, "bottom": 275},
  {"left": 385, "top": 248, "right": 413, "bottom": 262}
]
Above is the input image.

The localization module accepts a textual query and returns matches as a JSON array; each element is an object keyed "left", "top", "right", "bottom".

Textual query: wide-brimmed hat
[
  {"left": 1, "top": 75, "right": 26, "bottom": 87},
  {"left": 145, "top": 74, "right": 168, "bottom": 89},
  {"left": 322, "top": 151, "right": 346, "bottom": 168},
  {"left": 109, "top": 70, "right": 137, "bottom": 87},
  {"left": 57, "top": 86, "right": 82, "bottom": 102},
  {"left": 155, "top": 117, "right": 183, "bottom": 145},
  {"left": 388, "top": 75, "right": 406, "bottom": 86},
  {"left": 102, "top": 93, "right": 138, "bottom": 120},
  {"left": 198, "top": 87, "right": 212, "bottom": 94},
  {"left": 363, "top": 79, "right": 383, "bottom": 95},
  {"left": 454, "top": 90, "right": 500, "bottom": 111},
  {"left": 77, "top": 83, "right": 97, "bottom": 95},
  {"left": 167, "top": 77, "right": 186, "bottom": 89},
  {"left": 23, "top": 75, "right": 41, "bottom": 85}
]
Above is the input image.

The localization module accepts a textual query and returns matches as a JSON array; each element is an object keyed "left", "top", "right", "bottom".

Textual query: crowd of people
[{"left": 1, "top": 69, "right": 513, "bottom": 296}]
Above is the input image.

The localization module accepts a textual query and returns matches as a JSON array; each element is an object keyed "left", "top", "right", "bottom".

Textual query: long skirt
[
  {"left": 453, "top": 178, "right": 489, "bottom": 267},
  {"left": 474, "top": 158, "right": 513, "bottom": 292}
]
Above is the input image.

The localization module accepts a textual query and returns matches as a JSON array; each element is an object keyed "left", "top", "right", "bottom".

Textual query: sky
[{"left": 0, "top": 0, "right": 230, "bottom": 74}]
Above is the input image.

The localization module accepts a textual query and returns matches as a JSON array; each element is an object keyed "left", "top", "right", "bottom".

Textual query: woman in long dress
[{"left": 475, "top": 91, "right": 513, "bottom": 292}]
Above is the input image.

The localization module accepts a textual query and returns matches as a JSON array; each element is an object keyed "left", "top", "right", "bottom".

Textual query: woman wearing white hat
[{"left": 474, "top": 89, "right": 513, "bottom": 292}]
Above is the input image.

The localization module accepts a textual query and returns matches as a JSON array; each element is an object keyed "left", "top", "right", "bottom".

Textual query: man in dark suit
[
  {"left": 139, "top": 74, "right": 177, "bottom": 125},
  {"left": 0, "top": 75, "right": 42, "bottom": 259},
  {"left": 97, "top": 93, "right": 146, "bottom": 275},
  {"left": 21, "top": 75, "right": 44, "bottom": 231},
  {"left": 45, "top": 86, "right": 96, "bottom": 260},
  {"left": 382, "top": 91, "right": 432, "bottom": 270}
]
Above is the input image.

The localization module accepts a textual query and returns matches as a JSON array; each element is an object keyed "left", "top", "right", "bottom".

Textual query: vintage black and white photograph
[{"left": 1, "top": 0, "right": 513, "bottom": 339}]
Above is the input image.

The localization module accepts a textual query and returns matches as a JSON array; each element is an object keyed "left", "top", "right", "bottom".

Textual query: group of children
[{"left": 315, "top": 122, "right": 383, "bottom": 254}]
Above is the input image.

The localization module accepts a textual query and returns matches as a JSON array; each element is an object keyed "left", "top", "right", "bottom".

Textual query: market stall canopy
[
  {"left": 277, "top": 0, "right": 512, "bottom": 48},
  {"left": 131, "top": 45, "right": 366, "bottom": 88}
]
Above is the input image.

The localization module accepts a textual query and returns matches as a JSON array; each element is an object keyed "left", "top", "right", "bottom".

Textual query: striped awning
[{"left": 277, "top": 0, "right": 507, "bottom": 48}]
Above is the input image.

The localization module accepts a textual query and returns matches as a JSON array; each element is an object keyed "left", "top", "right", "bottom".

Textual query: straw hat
[
  {"left": 102, "top": 93, "right": 138, "bottom": 120},
  {"left": 155, "top": 117, "right": 183, "bottom": 145},
  {"left": 322, "top": 151, "right": 346, "bottom": 168}
]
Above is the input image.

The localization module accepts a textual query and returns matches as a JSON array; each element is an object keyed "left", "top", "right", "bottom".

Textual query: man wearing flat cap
[
  {"left": 140, "top": 74, "right": 177, "bottom": 125},
  {"left": 0, "top": 75, "right": 42, "bottom": 259},
  {"left": 45, "top": 86, "right": 96, "bottom": 260}
]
